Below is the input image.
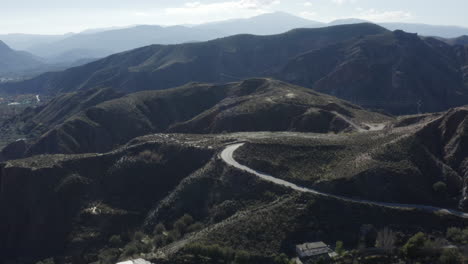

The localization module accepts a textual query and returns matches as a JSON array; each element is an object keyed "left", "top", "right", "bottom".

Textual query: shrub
[
  {"left": 167, "top": 229, "right": 181, "bottom": 242},
  {"left": 234, "top": 250, "right": 252, "bottom": 264},
  {"left": 446, "top": 227, "right": 466, "bottom": 244},
  {"left": 98, "top": 248, "right": 120, "bottom": 264},
  {"left": 401, "top": 232, "right": 429, "bottom": 259},
  {"left": 433, "top": 181, "right": 447, "bottom": 194},
  {"left": 153, "top": 235, "right": 167, "bottom": 248},
  {"left": 335, "top": 241, "right": 345, "bottom": 256},
  {"left": 109, "top": 235, "right": 123, "bottom": 247},
  {"left": 134, "top": 231, "right": 145, "bottom": 241},
  {"left": 187, "top": 222, "right": 204, "bottom": 233},
  {"left": 180, "top": 214, "right": 194, "bottom": 226},
  {"left": 439, "top": 248, "right": 462, "bottom": 264},
  {"left": 153, "top": 223, "right": 166, "bottom": 235},
  {"left": 375, "top": 227, "right": 396, "bottom": 254},
  {"left": 122, "top": 243, "right": 138, "bottom": 257}
]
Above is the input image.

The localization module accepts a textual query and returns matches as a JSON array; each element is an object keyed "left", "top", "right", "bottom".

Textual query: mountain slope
[
  {"left": 0, "top": 79, "right": 389, "bottom": 159},
  {"left": 195, "top": 12, "right": 323, "bottom": 36},
  {"left": 0, "top": 23, "right": 388, "bottom": 94},
  {"left": 3, "top": 23, "right": 467, "bottom": 115},
  {"left": 26, "top": 25, "right": 219, "bottom": 60},
  {"left": 0, "top": 41, "right": 44, "bottom": 74},
  {"left": 279, "top": 30, "right": 468, "bottom": 114}
]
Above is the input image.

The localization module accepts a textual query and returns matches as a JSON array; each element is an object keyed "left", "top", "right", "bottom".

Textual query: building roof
[
  {"left": 296, "top": 242, "right": 331, "bottom": 258},
  {"left": 116, "top": 259, "right": 152, "bottom": 264}
]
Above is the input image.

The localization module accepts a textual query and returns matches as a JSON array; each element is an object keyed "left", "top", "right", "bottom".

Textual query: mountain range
[
  {"left": 2, "top": 23, "right": 467, "bottom": 115},
  {"left": 1, "top": 17, "right": 468, "bottom": 264},
  {"left": 0, "top": 41, "right": 44, "bottom": 75},
  {"left": 2, "top": 12, "right": 468, "bottom": 65}
]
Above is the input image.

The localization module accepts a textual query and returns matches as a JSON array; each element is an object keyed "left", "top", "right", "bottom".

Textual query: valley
[{"left": 0, "top": 10, "right": 467, "bottom": 264}]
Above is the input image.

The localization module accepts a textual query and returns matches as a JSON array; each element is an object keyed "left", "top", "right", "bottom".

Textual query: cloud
[
  {"left": 166, "top": 0, "right": 280, "bottom": 14},
  {"left": 331, "top": 0, "right": 357, "bottom": 5},
  {"left": 303, "top": 1, "right": 313, "bottom": 7}
]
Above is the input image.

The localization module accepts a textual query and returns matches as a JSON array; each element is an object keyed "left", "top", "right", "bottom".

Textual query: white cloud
[
  {"left": 303, "top": 1, "right": 313, "bottom": 7},
  {"left": 166, "top": 0, "right": 281, "bottom": 16},
  {"left": 331, "top": 0, "right": 357, "bottom": 5}
]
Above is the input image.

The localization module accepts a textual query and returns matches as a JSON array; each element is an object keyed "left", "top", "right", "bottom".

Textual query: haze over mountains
[
  {"left": 0, "top": 41, "right": 44, "bottom": 75},
  {"left": 1, "top": 8, "right": 468, "bottom": 264},
  {"left": 2, "top": 12, "right": 468, "bottom": 66},
  {"left": 2, "top": 23, "right": 467, "bottom": 115}
]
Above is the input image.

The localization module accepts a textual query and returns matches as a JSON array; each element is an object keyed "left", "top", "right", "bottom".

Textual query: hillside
[
  {"left": 0, "top": 23, "right": 388, "bottom": 95},
  {"left": 1, "top": 131, "right": 465, "bottom": 264},
  {"left": 2, "top": 23, "right": 468, "bottom": 115},
  {"left": 0, "top": 79, "right": 389, "bottom": 159},
  {"left": 233, "top": 108, "right": 468, "bottom": 211},
  {"left": 279, "top": 30, "right": 468, "bottom": 114},
  {"left": 0, "top": 40, "right": 44, "bottom": 74},
  {"left": 26, "top": 25, "right": 219, "bottom": 61}
]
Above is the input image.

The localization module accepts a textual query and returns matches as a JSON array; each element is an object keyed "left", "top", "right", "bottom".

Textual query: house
[{"left": 295, "top": 242, "right": 336, "bottom": 263}]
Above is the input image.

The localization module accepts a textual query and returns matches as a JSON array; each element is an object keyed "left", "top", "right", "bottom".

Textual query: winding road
[{"left": 221, "top": 143, "right": 468, "bottom": 219}]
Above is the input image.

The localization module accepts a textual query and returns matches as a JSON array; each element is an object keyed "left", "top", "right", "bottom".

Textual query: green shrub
[
  {"left": 439, "top": 248, "right": 462, "bottom": 264},
  {"left": 98, "top": 248, "right": 120, "bottom": 264},
  {"left": 122, "top": 243, "right": 138, "bottom": 257},
  {"left": 167, "top": 229, "right": 181, "bottom": 242},
  {"left": 433, "top": 181, "right": 447, "bottom": 194},
  {"left": 109, "top": 235, "right": 123, "bottom": 247},
  {"left": 446, "top": 227, "right": 466, "bottom": 244},
  {"left": 153, "top": 234, "right": 167, "bottom": 248},
  {"left": 401, "top": 232, "right": 429, "bottom": 259},
  {"left": 187, "top": 222, "right": 204, "bottom": 233},
  {"left": 153, "top": 223, "right": 166, "bottom": 235},
  {"left": 134, "top": 231, "right": 145, "bottom": 241},
  {"left": 335, "top": 241, "right": 345, "bottom": 256}
]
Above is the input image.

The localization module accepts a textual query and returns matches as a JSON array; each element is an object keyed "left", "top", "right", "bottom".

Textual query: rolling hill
[{"left": 0, "top": 78, "right": 389, "bottom": 159}]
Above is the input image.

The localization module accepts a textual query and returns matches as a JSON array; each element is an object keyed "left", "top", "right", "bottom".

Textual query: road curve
[{"left": 221, "top": 143, "right": 468, "bottom": 219}]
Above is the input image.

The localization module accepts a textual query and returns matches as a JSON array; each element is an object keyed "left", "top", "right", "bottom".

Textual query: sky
[{"left": 1, "top": 0, "right": 468, "bottom": 34}]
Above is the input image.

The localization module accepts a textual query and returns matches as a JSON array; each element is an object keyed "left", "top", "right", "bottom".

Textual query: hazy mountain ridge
[
  {"left": 3, "top": 12, "right": 468, "bottom": 65},
  {"left": 0, "top": 41, "right": 44, "bottom": 74},
  {"left": 0, "top": 23, "right": 388, "bottom": 95},
  {"left": 2, "top": 23, "right": 468, "bottom": 115}
]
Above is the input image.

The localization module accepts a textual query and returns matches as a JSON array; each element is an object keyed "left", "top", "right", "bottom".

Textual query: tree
[
  {"left": 402, "top": 232, "right": 428, "bottom": 259},
  {"left": 335, "top": 241, "right": 345, "bottom": 256},
  {"left": 439, "top": 248, "right": 462, "bottom": 264},
  {"left": 375, "top": 227, "right": 396, "bottom": 254}
]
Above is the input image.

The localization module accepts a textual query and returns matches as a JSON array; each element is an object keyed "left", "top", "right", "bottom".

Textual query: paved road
[{"left": 221, "top": 143, "right": 468, "bottom": 219}]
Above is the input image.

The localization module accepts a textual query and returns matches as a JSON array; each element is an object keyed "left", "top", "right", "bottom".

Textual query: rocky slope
[
  {"left": 0, "top": 79, "right": 389, "bottom": 160},
  {"left": 280, "top": 30, "right": 468, "bottom": 114},
  {"left": 1, "top": 133, "right": 465, "bottom": 264},
  {"left": 233, "top": 107, "right": 468, "bottom": 212}
]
